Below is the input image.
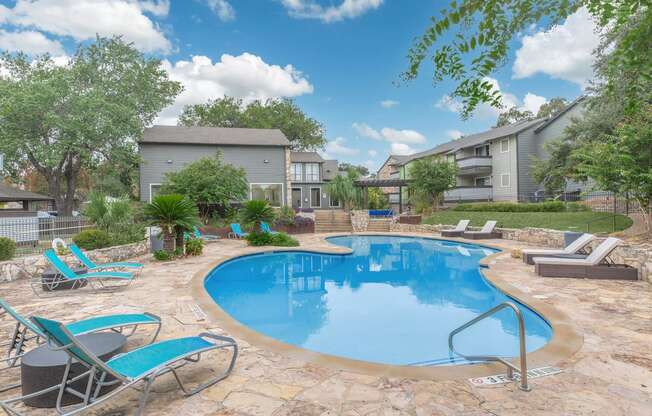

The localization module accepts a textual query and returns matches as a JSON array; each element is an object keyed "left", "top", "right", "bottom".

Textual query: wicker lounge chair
[
  {"left": 461, "top": 221, "right": 502, "bottom": 240},
  {"left": 441, "top": 220, "right": 470, "bottom": 237},
  {"left": 533, "top": 237, "right": 638, "bottom": 280},
  {"left": 522, "top": 233, "right": 596, "bottom": 265}
]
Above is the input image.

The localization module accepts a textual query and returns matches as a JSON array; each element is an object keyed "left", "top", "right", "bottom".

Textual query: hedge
[
  {"left": 451, "top": 201, "right": 589, "bottom": 213},
  {"left": 0, "top": 237, "right": 16, "bottom": 261},
  {"left": 73, "top": 229, "right": 112, "bottom": 250}
]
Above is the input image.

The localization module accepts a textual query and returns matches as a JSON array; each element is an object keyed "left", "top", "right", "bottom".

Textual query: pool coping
[{"left": 190, "top": 232, "right": 583, "bottom": 381}]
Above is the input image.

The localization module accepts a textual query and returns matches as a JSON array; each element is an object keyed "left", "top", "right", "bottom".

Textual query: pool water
[{"left": 204, "top": 235, "right": 552, "bottom": 366}]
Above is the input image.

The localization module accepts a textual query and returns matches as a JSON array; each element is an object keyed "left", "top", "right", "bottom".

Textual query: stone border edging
[{"left": 190, "top": 232, "right": 583, "bottom": 381}]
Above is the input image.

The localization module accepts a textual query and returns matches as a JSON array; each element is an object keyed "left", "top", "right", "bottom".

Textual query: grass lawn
[{"left": 423, "top": 211, "right": 633, "bottom": 234}]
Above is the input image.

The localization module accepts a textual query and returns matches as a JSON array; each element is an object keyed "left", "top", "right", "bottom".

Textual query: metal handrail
[{"left": 448, "top": 302, "right": 531, "bottom": 391}]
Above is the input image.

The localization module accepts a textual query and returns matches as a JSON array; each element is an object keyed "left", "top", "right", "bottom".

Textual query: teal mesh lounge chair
[
  {"left": 0, "top": 316, "right": 237, "bottom": 416},
  {"left": 34, "top": 250, "right": 136, "bottom": 296},
  {"left": 260, "top": 222, "right": 278, "bottom": 235},
  {"left": 0, "top": 298, "right": 161, "bottom": 390},
  {"left": 228, "top": 223, "right": 249, "bottom": 239},
  {"left": 69, "top": 244, "right": 143, "bottom": 272}
]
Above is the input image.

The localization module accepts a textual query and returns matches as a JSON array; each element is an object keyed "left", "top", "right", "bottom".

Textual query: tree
[
  {"left": 338, "top": 163, "right": 370, "bottom": 177},
  {"left": 179, "top": 97, "right": 326, "bottom": 151},
  {"left": 531, "top": 139, "right": 576, "bottom": 196},
  {"left": 144, "top": 194, "right": 199, "bottom": 253},
  {"left": 537, "top": 98, "right": 568, "bottom": 119},
  {"left": 160, "top": 153, "right": 248, "bottom": 220},
  {"left": 495, "top": 107, "right": 534, "bottom": 127},
  {"left": 0, "top": 37, "right": 182, "bottom": 214},
  {"left": 240, "top": 200, "right": 277, "bottom": 233},
  {"left": 402, "top": 1, "right": 649, "bottom": 118},
  {"left": 326, "top": 170, "right": 362, "bottom": 211},
  {"left": 408, "top": 158, "right": 458, "bottom": 212},
  {"left": 367, "top": 188, "right": 389, "bottom": 210}
]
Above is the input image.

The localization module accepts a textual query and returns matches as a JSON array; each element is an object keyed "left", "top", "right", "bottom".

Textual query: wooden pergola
[{"left": 355, "top": 178, "right": 411, "bottom": 213}]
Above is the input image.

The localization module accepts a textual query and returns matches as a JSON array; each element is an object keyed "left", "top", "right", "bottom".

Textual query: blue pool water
[{"left": 204, "top": 235, "right": 552, "bottom": 366}]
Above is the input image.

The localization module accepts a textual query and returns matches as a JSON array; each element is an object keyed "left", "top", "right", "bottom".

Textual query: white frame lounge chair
[
  {"left": 441, "top": 220, "right": 470, "bottom": 237},
  {"left": 461, "top": 221, "right": 502, "bottom": 240},
  {"left": 522, "top": 233, "right": 596, "bottom": 265},
  {"left": 533, "top": 237, "right": 638, "bottom": 280}
]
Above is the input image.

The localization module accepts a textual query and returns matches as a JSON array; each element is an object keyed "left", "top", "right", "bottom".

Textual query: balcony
[
  {"left": 456, "top": 156, "right": 492, "bottom": 176},
  {"left": 444, "top": 186, "right": 492, "bottom": 202}
]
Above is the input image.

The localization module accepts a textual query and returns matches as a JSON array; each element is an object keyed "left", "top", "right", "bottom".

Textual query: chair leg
[{"left": 136, "top": 377, "right": 155, "bottom": 416}]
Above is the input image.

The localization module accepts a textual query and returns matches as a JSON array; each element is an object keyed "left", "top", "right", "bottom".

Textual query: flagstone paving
[{"left": 1, "top": 233, "right": 651, "bottom": 415}]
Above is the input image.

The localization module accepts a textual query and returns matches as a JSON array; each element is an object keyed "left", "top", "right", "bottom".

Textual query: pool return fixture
[{"left": 448, "top": 302, "right": 531, "bottom": 391}]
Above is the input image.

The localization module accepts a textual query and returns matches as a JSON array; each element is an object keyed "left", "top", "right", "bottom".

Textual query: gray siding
[
  {"left": 490, "top": 136, "right": 518, "bottom": 201},
  {"left": 516, "top": 126, "right": 540, "bottom": 198},
  {"left": 139, "top": 143, "right": 288, "bottom": 203}
]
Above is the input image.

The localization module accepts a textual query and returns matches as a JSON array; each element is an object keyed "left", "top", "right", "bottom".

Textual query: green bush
[
  {"left": 0, "top": 237, "right": 16, "bottom": 261},
  {"left": 452, "top": 201, "right": 569, "bottom": 212},
  {"left": 153, "top": 250, "right": 171, "bottom": 261},
  {"left": 246, "top": 232, "right": 299, "bottom": 247},
  {"left": 185, "top": 238, "right": 204, "bottom": 256},
  {"left": 565, "top": 202, "right": 591, "bottom": 212},
  {"left": 73, "top": 229, "right": 112, "bottom": 250}
]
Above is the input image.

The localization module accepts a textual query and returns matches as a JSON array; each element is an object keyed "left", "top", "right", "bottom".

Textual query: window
[
  {"left": 500, "top": 139, "right": 510, "bottom": 153},
  {"left": 305, "top": 163, "right": 320, "bottom": 182},
  {"left": 500, "top": 173, "right": 510, "bottom": 187},
  {"left": 475, "top": 176, "right": 491, "bottom": 186},
  {"left": 290, "top": 163, "right": 303, "bottom": 181},
  {"left": 475, "top": 144, "right": 490, "bottom": 156},
  {"left": 149, "top": 184, "right": 161, "bottom": 202},
  {"left": 251, "top": 184, "right": 283, "bottom": 207},
  {"left": 329, "top": 194, "right": 341, "bottom": 207},
  {"left": 310, "top": 187, "right": 321, "bottom": 208}
]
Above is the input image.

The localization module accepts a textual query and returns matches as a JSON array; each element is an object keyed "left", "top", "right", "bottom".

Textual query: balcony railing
[
  {"left": 456, "top": 156, "right": 492, "bottom": 175},
  {"left": 444, "top": 186, "right": 492, "bottom": 202}
]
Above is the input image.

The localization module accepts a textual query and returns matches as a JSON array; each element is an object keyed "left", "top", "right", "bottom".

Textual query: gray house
[
  {"left": 139, "top": 126, "right": 292, "bottom": 206},
  {"left": 289, "top": 152, "right": 340, "bottom": 210},
  {"left": 397, "top": 97, "right": 587, "bottom": 203}
]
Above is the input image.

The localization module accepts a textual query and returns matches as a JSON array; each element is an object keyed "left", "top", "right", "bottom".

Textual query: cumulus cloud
[
  {"left": 204, "top": 0, "right": 235, "bottom": 21},
  {"left": 513, "top": 8, "right": 600, "bottom": 86},
  {"left": 280, "top": 0, "right": 383, "bottom": 23},
  {"left": 0, "top": 29, "right": 65, "bottom": 55},
  {"left": 0, "top": 0, "right": 172, "bottom": 53},
  {"left": 323, "top": 137, "right": 359, "bottom": 157},
  {"left": 390, "top": 143, "right": 416, "bottom": 156},
  {"left": 380, "top": 99, "right": 398, "bottom": 108},
  {"left": 380, "top": 128, "right": 426, "bottom": 144},
  {"left": 445, "top": 129, "right": 463, "bottom": 140},
  {"left": 156, "top": 53, "right": 314, "bottom": 125},
  {"left": 522, "top": 93, "right": 547, "bottom": 114},
  {"left": 353, "top": 122, "right": 382, "bottom": 140}
]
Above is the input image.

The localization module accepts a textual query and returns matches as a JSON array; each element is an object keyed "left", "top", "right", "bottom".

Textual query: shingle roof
[
  {"left": 398, "top": 118, "right": 545, "bottom": 166},
  {"left": 290, "top": 151, "right": 324, "bottom": 163},
  {"left": 141, "top": 126, "right": 290, "bottom": 146},
  {"left": 0, "top": 183, "right": 53, "bottom": 202}
]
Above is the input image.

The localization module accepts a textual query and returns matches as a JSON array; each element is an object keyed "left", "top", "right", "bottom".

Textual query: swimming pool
[{"left": 204, "top": 235, "right": 552, "bottom": 366}]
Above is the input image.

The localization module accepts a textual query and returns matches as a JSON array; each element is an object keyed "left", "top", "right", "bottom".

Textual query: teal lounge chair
[
  {"left": 0, "top": 316, "right": 237, "bottom": 416},
  {"left": 0, "top": 298, "right": 161, "bottom": 375},
  {"left": 193, "top": 226, "right": 219, "bottom": 241},
  {"left": 260, "top": 222, "right": 278, "bottom": 235},
  {"left": 228, "top": 223, "right": 249, "bottom": 239},
  {"left": 69, "top": 244, "right": 143, "bottom": 272},
  {"left": 35, "top": 250, "right": 136, "bottom": 296}
]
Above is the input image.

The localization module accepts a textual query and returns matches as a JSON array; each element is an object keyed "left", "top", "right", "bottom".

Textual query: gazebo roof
[{"left": 0, "top": 183, "right": 54, "bottom": 202}]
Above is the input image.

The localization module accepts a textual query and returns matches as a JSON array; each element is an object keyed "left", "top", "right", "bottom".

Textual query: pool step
[{"left": 367, "top": 219, "right": 391, "bottom": 232}]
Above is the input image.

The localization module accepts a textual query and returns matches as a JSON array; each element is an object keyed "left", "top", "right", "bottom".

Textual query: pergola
[{"left": 355, "top": 178, "right": 411, "bottom": 213}]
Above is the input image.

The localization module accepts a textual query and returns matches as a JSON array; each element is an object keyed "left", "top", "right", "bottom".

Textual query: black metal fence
[
  {"left": 518, "top": 191, "right": 638, "bottom": 215},
  {"left": 0, "top": 216, "right": 91, "bottom": 257}
]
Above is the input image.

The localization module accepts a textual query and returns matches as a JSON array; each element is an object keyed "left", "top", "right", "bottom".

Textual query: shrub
[
  {"left": 276, "top": 206, "right": 296, "bottom": 226},
  {"left": 0, "top": 237, "right": 16, "bottom": 261},
  {"left": 565, "top": 202, "right": 591, "bottom": 212},
  {"left": 246, "top": 232, "right": 299, "bottom": 247},
  {"left": 185, "top": 238, "right": 204, "bottom": 256},
  {"left": 153, "top": 250, "right": 171, "bottom": 261},
  {"left": 83, "top": 192, "right": 145, "bottom": 246},
  {"left": 452, "top": 201, "right": 568, "bottom": 212},
  {"left": 271, "top": 233, "right": 300, "bottom": 247},
  {"left": 73, "top": 229, "right": 112, "bottom": 250}
]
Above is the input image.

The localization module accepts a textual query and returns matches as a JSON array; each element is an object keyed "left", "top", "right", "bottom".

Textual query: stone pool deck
[{"left": 1, "top": 233, "right": 651, "bottom": 415}]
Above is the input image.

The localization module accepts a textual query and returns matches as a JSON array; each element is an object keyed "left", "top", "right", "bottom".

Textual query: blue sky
[{"left": 0, "top": 1, "right": 599, "bottom": 171}]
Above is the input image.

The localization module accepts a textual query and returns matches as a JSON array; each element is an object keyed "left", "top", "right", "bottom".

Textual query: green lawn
[{"left": 423, "top": 211, "right": 633, "bottom": 234}]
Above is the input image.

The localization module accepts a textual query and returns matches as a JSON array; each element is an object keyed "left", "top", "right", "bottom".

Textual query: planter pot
[{"left": 148, "top": 228, "right": 164, "bottom": 253}]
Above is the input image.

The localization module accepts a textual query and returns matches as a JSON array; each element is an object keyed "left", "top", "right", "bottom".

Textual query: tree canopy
[
  {"left": 338, "top": 163, "right": 370, "bottom": 177},
  {"left": 408, "top": 158, "right": 458, "bottom": 212},
  {"left": 179, "top": 97, "right": 326, "bottom": 151},
  {"left": 0, "top": 37, "right": 182, "bottom": 214},
  {"left": 326, "top": 170, "right": 362, "bottom": 211},
  {"left": 495, "top": 97, "right": 568, "bottom": 127}
]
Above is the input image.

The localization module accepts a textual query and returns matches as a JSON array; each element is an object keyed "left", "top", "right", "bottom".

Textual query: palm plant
[
  {"left": 326, "top": 170, "right": 362, "bottom": 211},
  {"left": 240, "top": 200, "right": 276, "bottom": 233},
  {"left": 144, "top": 194, "right": 199, "bottom": 253}
]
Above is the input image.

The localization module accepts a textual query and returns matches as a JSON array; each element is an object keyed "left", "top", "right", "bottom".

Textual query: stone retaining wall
[
  {"left": 351, "top": 210, "right": 369, "bottom": 233},
  {"left": 0, "top": 240, "right": 149, "bottom": 283}
]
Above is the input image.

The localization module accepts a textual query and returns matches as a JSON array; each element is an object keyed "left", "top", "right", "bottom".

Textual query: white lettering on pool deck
[{"left": 469, "top": 367, "right": 563, "bottom": 387}]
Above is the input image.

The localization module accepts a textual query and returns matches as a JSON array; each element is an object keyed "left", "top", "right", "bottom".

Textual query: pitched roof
[
  {"left": 0, "top": 183, "right": 53, "bottom": 202},
  {"left": 141, "top": 126, "right": 290, "bottom": 146},
  {"left": 534, "top": 95, "right": 587, "bottom": 133},
  {"left": 290, "top": 151, "right": 324, "bottom": 163},
  {"left": 377, "top": 154, "right": 411, "bottom": 175},
  {"left": 398, "top": 118, "right": 545, "bottom": 166}
]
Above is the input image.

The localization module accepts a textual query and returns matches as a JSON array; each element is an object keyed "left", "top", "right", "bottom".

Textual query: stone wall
[
  {"left": 0, "top": 240, "right": 149, "bottom": 283},
  {"left": 351, "top": 210, "right": 369, "bottom": 232}
]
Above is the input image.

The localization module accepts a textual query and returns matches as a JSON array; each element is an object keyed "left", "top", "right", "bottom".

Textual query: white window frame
[
  {"left": 475, "top": 144, "right": 490, "bottom": 157},
  {"left": 310, "top": 187, "right": 321, "bottom": 208},
  {"left": 290, "top": 163, "right": 303, "bottom": 182},
  {"left": 305, "top": 163, "right": 320, "bottom": 182},
  {"left": 329, "top": 193, "right": 341, "bottom": 208},
  {"left": 250, "top": 183, "right": 285, "bottom": 207},
  {"left": 500, "top": 173, "right": 510, "bottom": 188},
  {"left": 500, "top": 138, "right": 510, "bottom": 153},
  {"left": 291, "top": 187, "right": 303, "bottom": 208},
  {"left": 149, "top": 183, "right": 162, "bottom": 202}
]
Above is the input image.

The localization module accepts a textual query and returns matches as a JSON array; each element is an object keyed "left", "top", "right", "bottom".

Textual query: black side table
[
  {"left": 21, "top": 332, "right": 127, "bottom": 408},
  {"left": 41, "top": 266, "right": 88, "bottom": 291}
]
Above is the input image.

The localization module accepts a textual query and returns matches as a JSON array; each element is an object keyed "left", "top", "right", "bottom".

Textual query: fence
[
  {"left": 518, "top": 191, "right": 639, "bottom": 215},
  {"left": 0, "top": 216, "right": 92, "bottom": 257}
]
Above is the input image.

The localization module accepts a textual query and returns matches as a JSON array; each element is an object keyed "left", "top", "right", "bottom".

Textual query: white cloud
[
  {"left": 156, "top": 53, "right": 314, "bottom": 125},
  {"left": 281, "top": 0, "right": 383, "bottom": 23},
  {"left": 1, "top": 0, "right": 172, "bottom": 53},
  {"left": 513, "top": 8, "right": 600, "bottom": 86},
  {"left": 390, "top": 143, "right": 416, "bottom": 156},
  {"left": 324, "top": 137, "right": 359, "bottom": 157},
  {"left": 445, "top": 129, "right": 463, "bottom": 140},
  {"left": 352, "top": 122, "right": 382, "bottom": 140},
  {"left": 435, "top": 95, "right": 463, "bottom": 113},
  {"left": 204, "top": 0, "right": 235, "bottom": 21},
  {"left": 380, "top": 99, "right": 398, "bottom": 108},
  {"left": 522, "top": 93, "right": 547, "bottom": 114},
  {"left": 367, "top": 149, "right": 377, "bottom": 157},
  {"left": 0, "top": 29, "right": 65, "bottom": 55},
  {"left": 380, "top": 127, "right": 426, "bottom": 144}
]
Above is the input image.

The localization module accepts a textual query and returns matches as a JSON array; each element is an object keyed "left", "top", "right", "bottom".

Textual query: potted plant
[{"left": 144, "top": 194, "right": 199, "bottom": 254}]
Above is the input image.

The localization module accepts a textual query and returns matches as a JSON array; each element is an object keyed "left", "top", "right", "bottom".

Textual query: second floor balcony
[{"left": 456, "top": 156, "right": 492, "bottom": 176}]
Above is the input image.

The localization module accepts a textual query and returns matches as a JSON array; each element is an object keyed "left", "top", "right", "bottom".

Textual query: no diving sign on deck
[{"left": 469, "top": 367, "right": 563, "bottom": 387}]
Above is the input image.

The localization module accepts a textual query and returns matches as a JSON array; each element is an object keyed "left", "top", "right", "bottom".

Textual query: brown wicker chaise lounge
[
  {"left": 522, "top": 233, "right": 596, "bottom": 265},
  {"left": 533, "top": 237, "right": 638, "bottom": 280},
  {"left": 441, "top": 220, "right": 470, "bottom": 237},
  {"left": 461, "top": 220, "right": 502, "bottom": 240}
]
